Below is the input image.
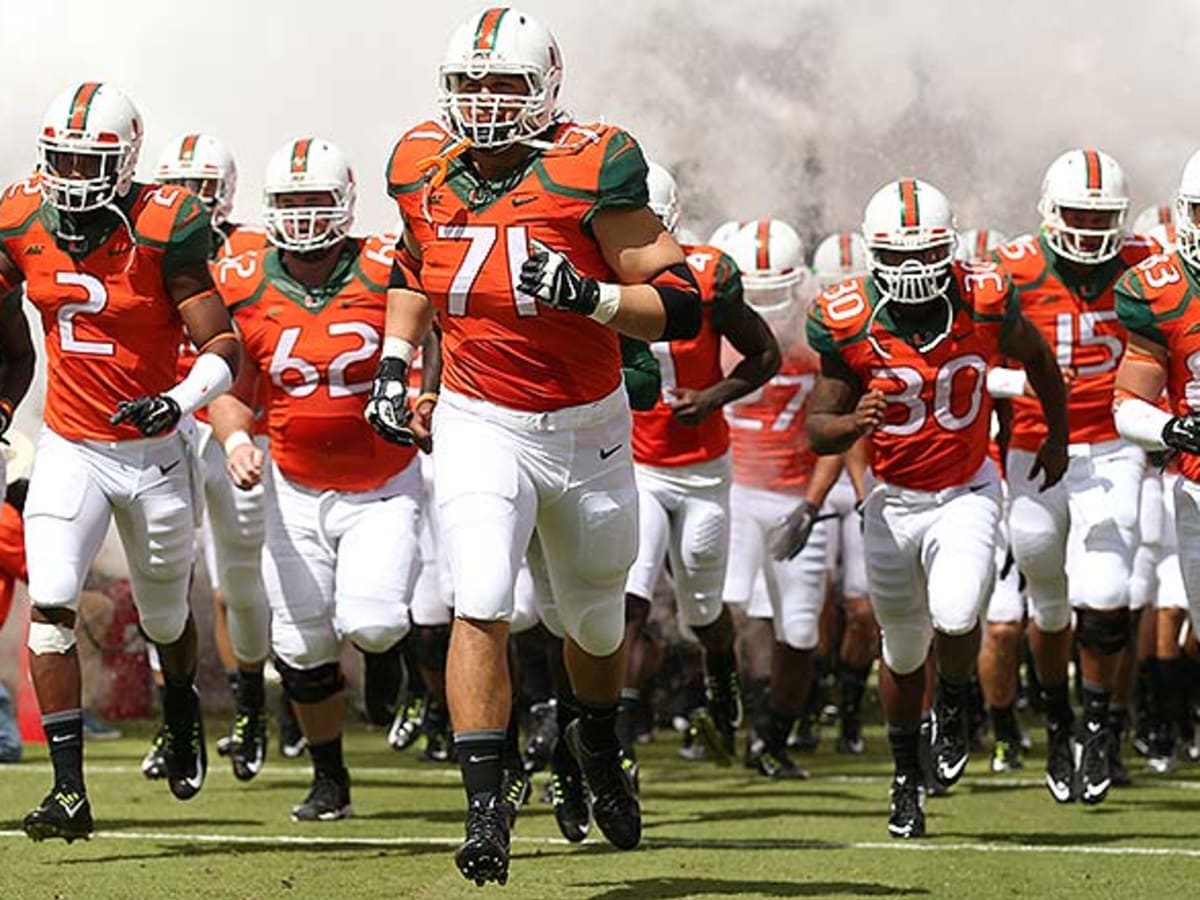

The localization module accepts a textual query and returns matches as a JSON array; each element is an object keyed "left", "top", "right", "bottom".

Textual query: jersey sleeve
[
  {"left": 161, "top": 193, "right": 214, "bottom": 278},
  {"left": 620, "top": 335, "right": 661, "bottom": 411},
  {"left": 582, "top": 127, "right": 650, "bottom": 233},
  {"left": 805, "top": 300, "right": 840, "bottom": 356},
  {"left": 1114, "top": 269, "right": 1166, "bottom": 346},
  {"left": 708, "top": 251, "right": 746, "bottom": 330}
]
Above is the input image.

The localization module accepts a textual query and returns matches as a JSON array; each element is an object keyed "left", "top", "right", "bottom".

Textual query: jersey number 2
[{"left": 56, "top": 272, "right": 114, "bottom": 356}]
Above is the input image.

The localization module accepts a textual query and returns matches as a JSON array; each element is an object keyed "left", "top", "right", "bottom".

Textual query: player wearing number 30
[
  {"left": 993, "top": 149, "right": 1156, "bottom": 807},
  {"left": 209, "top": 138, "right": 422, "bottom": 824},
  {"left": 0, "top": 83, "right": 240, "bottom": 842},
  {"left": 805, "top": 178, "right": 1068, "bottom": 839},
  {"left": 375, "top": 6, "right": 701, "bottom": 886}
]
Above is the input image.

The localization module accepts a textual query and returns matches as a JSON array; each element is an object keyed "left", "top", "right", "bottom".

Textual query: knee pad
[
  {"left": 415, "top": 624, "right": 450, "bottom": 671},
  {"left": 566, "top": 592, "right": 625, "bottom": 658},
  {"left": 1076, "top": 608, "right": 1131, "bottom": 657},
  {"left": 347, "top": 620, "right": 411, "bottom": 656},
  {"left": 880, "top": 625, "right": 931, "bottom": 677},
  {"left": 27, "top": 619, "right": 76, "bottom": 655},
  {"left": 138, "top": 602, "right": 190, "bottom": 646},
  {"left": 1030, "top": 593, "right": 1072, "bottom": 634},
  {"left": 276, "top": 659, "right": 343, "bottom": 704}
]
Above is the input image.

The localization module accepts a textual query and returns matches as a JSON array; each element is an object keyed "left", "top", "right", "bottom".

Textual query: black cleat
[
  {"left": 549, "top": 744, "right": 590, "bottom": 842},
  {"left": 1045, "top": 721, "right": 1076, "bottom": 803},
  {"left": 141, "top": 726, "right": 168, "bottom": 780},
  {"left": 756, "top": 747, "right": 810, "bottom": 780},
  {"left": 418, "top": 718, "right": 454, "bottom": 763},
  {"left": 564, "top": 720, "right": 640, "bottom": 850},
  {"left": 522, "top": 700, "right": 557, "bottom": 774},
  {"left": 228, "top": 709, "right": 268, "bottom": 782},
  {"left": 163, "top": 692, "right": 207, "bottom": 801},
  {"left": 499, "top": 766, "right": 531, "bottom": 831},
  {"left": 689, "top": 707, "right": 734, "bottom": 767},
  {"left": 22, "top": 787, "right": 94, "bottom": 843},
  {"left": 1077, "top": 720, "right": 1112, "bottom": 805},
  {"left": 887, "top": 774, "right": 926, "bottom": 839},
  {"left": 991, "top": 739, "right": 1024, "bottom": 773},
  {"left": 362, "top": 645, "right": 404, "bottom": 727},
  {"left": 455, "top": 795, "right": 510, "bottom": 887},
  {"left": 837, "top": 716, "right": 866, "bottom": 755},
  {"left": 279, "top": 698, "right": 307, "bottom": 759},
  {"left": 930, "top": 693, "right": 969, "bottom": 789},
  {"left": 387, "top": 691, "right": 427, "bottom": 753},
  {"left": 291, "top": 770, "right": 352, "bottom": 821},
  {"left": 789, "top": 715, "right": 820, "bottom": 753}
]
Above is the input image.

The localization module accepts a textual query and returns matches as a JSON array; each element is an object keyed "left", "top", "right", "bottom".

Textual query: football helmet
[
  {"left": 812, "top": 231, "right": 868, "bottom": 288},
  {"left": 37, "top": 82, "right": 143, "bottom": 213},
  {"left": 862, "top": 178, "right": 957, "bottom": 306},
  {"left": 1038, "top": 148, "right": 1129, "bottom": 265},
  {"left": 1134, "top": 204, "right": 1173, "bottom": 235},
  {"left": 262, "top": 138, "right": 355, "bottom": 253},
  {"left": 645, "top": 161, "right": 680, "bottom": 235},
  {"left": 713, "top": 218, "right": 812, "bottom": 318},
  {"left": 1175, "top": 151, "right": 1200, "bottom": 269},
  {"left": 156, "top": 134, "right": 237, "bottom": 226},
  {"left": 438, "top": 7, "right": 563, "bottom": 150},
  {"left": 708, "top": 220, "right": 742, "bottom": 248},
  {"left": 955, "top": 228, "right": 1008, "bottom": 263}
]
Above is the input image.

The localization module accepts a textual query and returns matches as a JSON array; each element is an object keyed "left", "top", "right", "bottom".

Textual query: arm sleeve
[
  {"left": 708, "top": 253, "right": 746, "bottom": 331},
  {"left": 582, "top": 128, "right": 650, "bottom": 233},
  {"left": 1115, "top": 278, "right": 1167, "bottom": 347},
  {"left": 620, "top": 336, "right": 661, "bottom": 411},
  {"left": 161, "top": 195, "right": 214, "bottom": 278}
]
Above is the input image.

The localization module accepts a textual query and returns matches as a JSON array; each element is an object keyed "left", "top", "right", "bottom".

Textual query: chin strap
[{"left": 865, "top": 290, "right": 953, "bottom": 358}]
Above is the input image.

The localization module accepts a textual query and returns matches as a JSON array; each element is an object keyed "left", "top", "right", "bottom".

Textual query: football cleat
[
  {"left": 22, "top": 787, "right": 94, "bottom": 843},
  {"left": 387, "top": 692, "right": 427, "bottom": 753},
  {"left": 163, "top": 700, "right": 207, "bottom": 801},
  {"left": 677, "top": 726, "right": 708, "bottom": 762},
  {"left": 522, "top": 700, "right": 557, "bottom": 773},
  {"left": 564, "top": 720, "right": 641, "bottom": 850},
  {"left": 228, "top": 709, "right": 268, "bottom": 782},
  {"left": 141, "top": 726, "right": 168, "bottom": 779},
  {"left": 887, "top": 774, "right": 926, "bottom": 839},
  {"left": 688, "top": 707, "right": 734, "bottom": 767},
  {"left": 930, "top": 694, "right": 969, "bottom": 789},
  {"left": 1045, "top": 722, "right": 1076, "bottom": 803},
  {"left": 455, "top": 795, "right": 510, "bottom": 887},
  {"left": 837, "top": 717, "right": 866, "bottom": 756},
  {"left": 549, "top": 743, "right": 591, "bottom": 843},
  {"left": 499, "top": 766, "right": 531, "bottom": 831},
  {"left": 706, "top": 670, "right": 744, "bottom": 731},
  {"left": 291, "top": 771, "right": 353, "bottom": 822},
  {"left": 418, "top": 717, "right": 454, "bottom": 763},
  {"left": 789, "top": 715, "right": 820, "bottom": 752},
  {"left": 744, "top": 731, "right": 766, "bottom": 769},
  {"left": 990, "top": 739, "right": 1024, "bottom": 774},
  {"left": 1077, "top": 720, "right": 1112, "bottom": 805},
  {"left": 756, "top": 748, "right": 810, "bottom": 780},
  {"left": 279, "top": 699, "right": 307, "bottom": 759}
]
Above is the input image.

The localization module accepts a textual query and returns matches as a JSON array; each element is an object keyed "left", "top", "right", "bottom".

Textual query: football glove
[
  {"left": 364, "top": 357, "right": 415, "bottom": 446},
  {"left": 771, "top": 500, "right": 823, "bottom": 562},
  {"left": 1162, "top": 413, "right": 1200, "bottom": 455},
  {"left": 519, "top": 239, "right": 600, "bottom": 316},
  {"left": 0, "top": 401, "right": 11, "bottom": 444},
  {"left": 110, "top": 395, "right": 181, "bottom": 437}
]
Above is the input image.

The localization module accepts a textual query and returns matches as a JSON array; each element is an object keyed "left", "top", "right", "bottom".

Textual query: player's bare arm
[
  {"left": 1111, "top": 331, "right": 1200, "bottom": 453},
  {"left": 807, "top": 352, "right": 885, "bottom": 456},
  {"left": 0, "top": 287, "right": 36, "bottom": 434},
  {"left": 998, "top": 311, "right": 1068, "bottom": 488},
  {"left": 671, "top": 302, "right": 781, "bottom": 426},
  {"left": 208, "top": 348, "right": 262, "bottom": 490}
]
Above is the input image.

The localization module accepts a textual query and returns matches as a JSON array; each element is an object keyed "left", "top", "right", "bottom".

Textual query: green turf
[{"left": 2, "top": 723, "right": 1200, "bottom": 899}]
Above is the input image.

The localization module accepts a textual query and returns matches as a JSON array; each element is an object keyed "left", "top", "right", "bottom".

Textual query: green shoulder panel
[
  {"left": 160, "top": 193, "right": 213, "bottom": 278},
  {"left": 620, "top": 335, "right": 661, "bottom": 411},
  {"left": 805, "top": 301, "right": 839, "bottom": 356},
  {"left": 580, "top": 127, "right": 650, "bottom": 234},
  {"left": 709, "top": 251, "right": 746, "bottom": 330},
  {"left": 1114, "top": 279, "right": 1166, "bottom": 346}
]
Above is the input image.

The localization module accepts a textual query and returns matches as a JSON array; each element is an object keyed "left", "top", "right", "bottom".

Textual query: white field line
[{"left": 1, "top": 828, "right": 1200, "bottom": 859}]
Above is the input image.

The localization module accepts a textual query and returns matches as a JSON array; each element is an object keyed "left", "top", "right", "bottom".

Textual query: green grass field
[{"left": 2, "top": 722, "right": 1200, "bottom": 899}]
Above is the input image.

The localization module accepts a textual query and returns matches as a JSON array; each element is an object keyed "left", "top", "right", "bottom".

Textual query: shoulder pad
[
  {"left": 542, "top": 122, "right": 645, "bottom": 194},
  {"left": 0, "top": 178, "right": 43, "bottom": 234},
  {"left": 992, "top": 234, "right": 1045, "bottom": 280},
  {"left": 212, "top": 249, "right": 268, "bottom": 309},
  {"left": 1117, "top": 251, "right": 1186, "bottom": 303},
  {"left": 683, "top": 244, "right": 740, "bottom": 305},
  {"left": 954, "top": 260, "right": 1012, "bottom": 316},
  {"left": 222, "top": 225, "right": 268, "bottom": 258},
  {"left": 807, "top": 276, "right": 873, "bottom": 354},
  {"left": 386, "top": 120, "right": 453, "bottom": 198},
  {"left": 1120, "top": 233, "right": 1160, "bottom": 265},
  {"left": 133, "top": 183, "right": 206, "bottom": 245},
  {"left": 358, "top": 234, "right": 397, "bottom": 285}
]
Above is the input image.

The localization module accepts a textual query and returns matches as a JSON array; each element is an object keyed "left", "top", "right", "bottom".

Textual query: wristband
[
  {"left": 588, "top": 282, "right": 621, "bottom": 325},
  {"left": 223, "top": 430, "right": 252, "bottom": 455},
  {"left": 415, "top": 392, "right": 440, "bottom": 409},
  {"left": 382, "top": 336, "right": 417, "bottom": 364}
]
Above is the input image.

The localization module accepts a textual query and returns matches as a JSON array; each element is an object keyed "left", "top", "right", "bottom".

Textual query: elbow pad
[{"left": 652, "top": 263, "right": 702, "bottom": 340}]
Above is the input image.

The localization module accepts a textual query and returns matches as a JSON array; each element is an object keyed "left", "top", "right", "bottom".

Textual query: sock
[
  {"left": 455, "top": 730, "right": 505, "bottom": 803},
  {"left": 706, "top": 649, "right": 737, "bottom": 689},
  {"left": 839, "top": 663, "right": 869, "bottom": 724},
  {"left": 990, "top": 703, "right": 1020, "bottom": 745},
  {"left": 1164, "top": 657, "right": 1187, "bottom": 731},
  {"left": 162, "top": 677, "right": 198, "bottom": 728},
  {"left": 1042, "top": 682, "right": 1074, "bottom": 730},
  {"left": 616, "top": 689, "right": 639, "bottom": 756},
  {"left": 937, "top": 673, "right": 970, "bottom": 708},
  {"left": 888, "top": 722, "right": 922, "bottom": 780},
  {"left": 236, "top": 669, "right": 265, "bottom": 714},
  {"left": 225, "top": 669, "right": 240, "bottom": 696},
  {"left": 555, "top": 687, "right": 580, "bottom": 737},
  {"left": 309, "top": 735, "right": 346, "bottom": 780},
  {"left": 578, "top": 700, "right": 619, "bottom": 753},
  {"left": 767, "top": 708, "right": 796, "bottom": 753},
  {"left": 1109, "top": 705, "right": 1129, "bottom": 743},
  {"left": 1081, "top": 682, "right": 1111, "bottom": 731},
  {"left": 503, "top": 704, "right": 522, "bottom": 771},
  {"left": 44, "top": 709, "right": 85, "bottom": 792}
]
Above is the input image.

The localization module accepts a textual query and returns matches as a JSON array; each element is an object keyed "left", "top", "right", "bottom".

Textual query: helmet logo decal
[
  {"left": 179, "top": 134, "right": 199, "bottom": 164},
  {"left": 899, "top": 179, "right": 920, "bottom": 228},
  {"left": 291, "top": 139, "right": 312, "bottom": 175},
  {"left": 474, "top": 7, "right": 509, "bottom": 53},
  {"left": 755, "top": 219, "right": 771, "bottom": 270},
  {"left": 1159, "top": 205, "right": 1172, "bottom": 226},
  {"left": 67, "top": 82, "right": 102, "bottom": 132},
  {"left": 1084, "top": 149, "right": 1102, "bottom": 191},
  {"left": 839, "top": 232, "right": 852, "bottom": 268},
  {"left": 975, "top": 229, "right": 989, "bottom": 260}
]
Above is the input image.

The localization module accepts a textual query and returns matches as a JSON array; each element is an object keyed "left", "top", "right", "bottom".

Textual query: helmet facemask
[
  {"left": 1176, "top": 194, "right": 1200, "bottom": 270},
  {"left": 439, "top": 65, "right": 558, "bottom": 151},
  {"left": 264, "top": 187, "right": 354, "bottom": 255},
  {"left": 37, "top": 136, "right": 136, "bottom": 213},
  {"left": 865, "top": 238, "right": 957, "bottom": 356},
  {"left": 1039, "top": 198, "right": 1127, "bottom": 265}
]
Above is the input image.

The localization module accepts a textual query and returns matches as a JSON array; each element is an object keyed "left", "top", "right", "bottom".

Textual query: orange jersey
[
  {"left": 726, "top": 343, "right": 820, "bottom": 495},
  {"left": 0, "top": 178, "right": 211, "bottom": 441},
  {"left": 387, "top": 119, "right": 649, "bottom": 412},
  {"left": 1115, "top": 250, "right": 1200, "bottom": 482},
  {"left": 217, "top": 238, "right": 416, "bottom": 492},
  {"left": 633, "top": 244, "right": 738, "bottom": 467},
  {"left": 994, "top": 233, "right": 1156, "bottom": 452},
  {"left": 0, "top": 502, "right": 25, "bottom": 630},
  {"left": 807, "top": 263, "right": 1017, "bottom": 491}
]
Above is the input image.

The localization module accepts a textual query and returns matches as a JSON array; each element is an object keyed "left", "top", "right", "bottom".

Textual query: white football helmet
[
  {"left": 438, "top": 7, "right": 563, "bottom": 150},
  {"left": 645, "top": 161, "right": 680, "bottom": 235},
  {"left": 955, "top": 228, "right": 1008, "bottom": 263},
  {"left": 1134, "top": 203, "right": 1174, "bottom": 235},
  {"left": 714, "top": 218, "right": 811, "bottom": 318},
  {"left": 812, "top": 231, "right": 868, "bottom": 288},
  {"left": 1175, "top": 151, "right": 1200, "bottom": 269},
  {"left": 1038, "top": 148, "right": 1129, "bottom": 265},
  {"left": 37, "top": 82, "right": 143, "bottom": 212},
  {"left": 262, "top": 138, "right": 355, "bottom": 253},
  {"left": 862, "top": 178, "right": 957, "bottom": 306},
  {"left": 156, "top": 133, "right": 237, "bottom": 226},
  {"left": 708, "top": 220, "right": 742, "bottom": 248}
]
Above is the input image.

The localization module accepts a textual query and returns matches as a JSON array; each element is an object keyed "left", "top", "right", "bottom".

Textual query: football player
[
  {"left": 2, "top": 83, "right": 239, "bottom": 842},
  {"left": 804, "top": 178, "right": 1067, "bottom": 838},
  {"left": 209, "top": 137, "right": 422, "bottom": 821},
  {"left": 994, "top": 149, "right": 1156, "bottom": 804},
  {"left": 370, "top": 7, "right": 701, "bottom": 886},
  {"left": 622, "top": 163, "right": 780, "bottom": 770},
  {"left": 956, "top": 228, "right": 1009, "bottom": 264}
]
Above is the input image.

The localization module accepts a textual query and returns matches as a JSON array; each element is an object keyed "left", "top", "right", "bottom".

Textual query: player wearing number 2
[
  {"left": 805, "top": 178, "right": 1067, "bottom": 838},
  {"left": 371, "top": 7, "right": 701, "bottom": 886},
  {"left": 0, "top": 83, "right": 240, "bottom": 842},
  {"left": 208, "top": 138, "right": 423, "bottom": 823},
  {"left": 993, "top": 149, "right": 1156, "bottom": 807}
]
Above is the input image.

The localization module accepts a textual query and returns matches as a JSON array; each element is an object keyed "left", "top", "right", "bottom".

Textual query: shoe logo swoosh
[
  {"left": 939, "top": 755, "right": 968, "bottom": 781},
  {"left": 62, "top": 798, "right": 86, "bottom": 817}
]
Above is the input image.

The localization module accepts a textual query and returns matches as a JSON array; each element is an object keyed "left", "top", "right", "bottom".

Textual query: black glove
[
  {"left": 110, "top": 395, "right": 181, "bottom": 437},
  {"left": 0, "top": 401, "right": 11, "bottom": 445},
  {"left": 771, "top": 500, "right": 822, "bottom": 561},
  {"left": 519, "top": 239, "right": 600, "bottom": 316},
  {"left": 1162, "top": 413, "right": 1200, "bottom": 454},
  {"left": 364, "top": 357, "right": 415, "bottom": 446}
]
